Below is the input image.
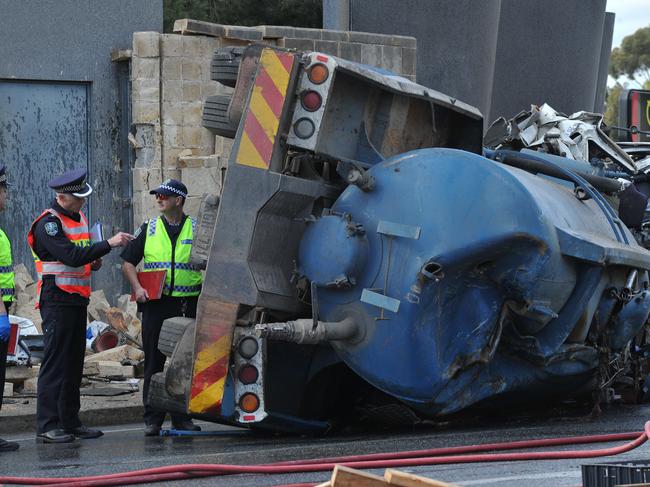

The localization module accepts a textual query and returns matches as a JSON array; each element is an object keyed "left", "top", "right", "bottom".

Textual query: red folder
[{"left": 130, "top": 270, "right": 166, "bottom": 301}]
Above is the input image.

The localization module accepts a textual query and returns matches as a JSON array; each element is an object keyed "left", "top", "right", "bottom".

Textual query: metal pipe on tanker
[{"left": 256, "top": 317, "right": 358, "bottom": 344}]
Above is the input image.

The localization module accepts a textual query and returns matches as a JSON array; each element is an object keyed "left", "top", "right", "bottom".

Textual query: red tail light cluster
[{"left": 300, "top": 90, "right": 322, "bottom": 112}]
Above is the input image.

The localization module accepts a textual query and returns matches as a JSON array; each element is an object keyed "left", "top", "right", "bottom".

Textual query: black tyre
[
  {"left": 148, "top": 372, "right": 187, "bottom": 416},
  {"left": 202, "top": 94, "right": 237, "bottom": 138},
  {"left": 158, "top": 316, "right": 194, "bottom": 358},
  {"left": 210, "top": 47, "right": 244, "bottom": 87}
]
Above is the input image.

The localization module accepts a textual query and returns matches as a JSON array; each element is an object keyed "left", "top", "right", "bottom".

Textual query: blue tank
[{"left": 298, "top": 148, "right": 650, "bottom": 416}]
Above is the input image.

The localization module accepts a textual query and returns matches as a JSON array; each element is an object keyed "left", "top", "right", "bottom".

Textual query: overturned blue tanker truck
[{"left": 149, "top": 45, "right": 650, "bottom": 432}]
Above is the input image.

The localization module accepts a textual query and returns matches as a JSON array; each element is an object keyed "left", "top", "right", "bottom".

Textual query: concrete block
[
  {"left": 131, "top": 168, "right": 155, "bottom": 193},
  {"left": 182, "top": 82, "right": 202, "bottom": 102},
  {"left": 182, "top": 126, "right": 204, "bottom": 148},
  {"left": 200, "top": 127, "right": 216, "bottom": 150},
  {"left": 224, "top": 25, "right": 263, "bottom": 40},
  {"left": 96, "top": 362, "right": 136, "bottom": 379},
  {"left": 339, "top": 42, "right": 362, "bottom": 62},
  {"left": 387, "top": 34, "right": 417, "bottom": 48},
  {"left": 349, "top": 31, "right": 391, "bottom": 45},
  {"left": 322, "top": 29, "right": 350, "bottom": 42},
  {"left": 161, "top": 34, "right": 184, "bottom": 57},
  {"left": 284, "top": 38, "right": 316, "bottom": 52},
  {"left": 85, "top": 345, "right": 145, "bottom": 364},
  {"left": 259, "top": 25, "right": 296, "bottom": 38},
  {"left": 163, "top": 168, "right": 182, "bottom": 181},
  {"left": 178, "top": 154, "right": 220, "bottom": 168},
  {"left": 181, "top": 167, "right": 221, "bottom": 195},
  {"left": 293, "top": 27, "right": 323, "bottom": 40},
  {"left": 201, "top": 36, "right": 222, "bottom": 58},
  {"left": 173, "top": 19, "right": 227, "bottom": 38},
  {"left": 131, "top": 57, "right": 159, "bottom": 80},
  {"left": 183, "top": 102, "right": 204, "bottom": 126},
  {"left": 162, "top": 125, "right": 182, "bottom": 148},
  {"left": 5, "top": 365, "right": 39, "bottom": 382},
  {"left": 181, "top": 36, "right": 203, "bottom": 58},
  {"left": 315, "top": 40, "right": 339, "bottom": 56},
  {"left": 133, "top": 31, "right": 160, "bottom": 58},
  {"left": 360, "top": 43, "right": 382, "bottom": 67},
  {"left": 181, "top": 60, "right": 202, "bottom": 81},
  {"left": 3, "top": 382, "right": 12, "bottom": 397},
  {"left": 22, "top": 377, "right": 38, "bottom": 393},
  {"left": 162, "top": 57, "right": 182, "bottom": 80},
  {"left": 161, "top": 101, "right": 184, "bottom": 126},
  {"left": 162, "top": 80, "right": 182, "bottom": 102},
  {"left": 381, "top": 45, "right": 402, "bottom": 74},
  {"left": 164, "top": 147, "right": 193, "bottom": 167},
  {"left": 401, "top": 47, "right": 417, "bottom": 76},
  {"left": 132, "top": 101, "right": 160, "bottom": 124},
  {"left": 132, "top": 78, "right": 160, "bottom": 103},
  {"left": 183, "top": 195, "right": 204, "bottom": 219}
]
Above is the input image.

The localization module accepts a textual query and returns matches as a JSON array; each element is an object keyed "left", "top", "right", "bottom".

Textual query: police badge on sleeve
[{"left": 45, "top": 222, "right": 59, "bottom": 236}]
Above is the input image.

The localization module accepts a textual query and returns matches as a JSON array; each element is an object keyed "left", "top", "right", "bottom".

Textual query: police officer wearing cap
[
  {"left": 0, "top": 166, "right": 19, "bottom": 452},
  {"left": 28, "top": 169, "right": 133, "bottom": 443},
  {"left": 121, "top": 179, "right": 202, "bottom": 436}
]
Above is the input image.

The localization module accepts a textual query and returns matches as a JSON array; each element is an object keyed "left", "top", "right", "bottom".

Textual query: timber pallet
[{"left": 316, "top": 465, "right": 459, "bottom": 487}]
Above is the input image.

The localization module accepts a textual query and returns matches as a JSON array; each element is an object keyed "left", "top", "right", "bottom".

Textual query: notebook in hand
[{"left": 130, "top": 270, "right": 166, "bottom": 301}]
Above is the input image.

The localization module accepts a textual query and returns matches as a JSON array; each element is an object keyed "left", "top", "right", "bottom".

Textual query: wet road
[{"left": 2, "top": 404, "right": 650, "bottom": 486}]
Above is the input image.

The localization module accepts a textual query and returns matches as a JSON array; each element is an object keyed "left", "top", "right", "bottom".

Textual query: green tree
[
  {"left": 603, "top": 82, "right": 624, "bottom": 127},
  {"left": 163, "top": 0, "right": 323, "bottom": 33},
  {"left": 609, "top": 25, "right": 650, "bottom": 85}
]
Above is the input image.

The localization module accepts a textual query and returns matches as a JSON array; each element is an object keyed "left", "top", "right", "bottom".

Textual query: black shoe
[
  {"left": 64, "top": 426, "right": 103, "bottom": 439},
  {"left": 36, "top": 429, "right": 75, "bottom": 444},
  {"left": 172, "top": 420, "right": 201, "bottom": 432},
  {"left": 0, "top": 438, "right": 19, "bottom": 452},
  {"left": 144, "top": 424, "right": 161, "bottom": 437}
]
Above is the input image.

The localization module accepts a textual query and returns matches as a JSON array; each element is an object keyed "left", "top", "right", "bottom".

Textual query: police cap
[
  {"left": 149, "top": 179, "right": 188, "bottom": 198},
  {"left": 48, "top": 168, "right": 93, "bottom": 198}
]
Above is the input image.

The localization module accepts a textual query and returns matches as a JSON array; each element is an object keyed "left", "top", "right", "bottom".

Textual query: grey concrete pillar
[
  {"left": 489, "top": 0, "right": 607, "bottom": 122},
  {"left": 323, "top": 0, "right": 350, "bottom": 30},
  {"left": 594, "top": 12, "right": 615, "bottom": 114},
  {"left": 348, "top": 0, "right": 502, "bottom": 122}
]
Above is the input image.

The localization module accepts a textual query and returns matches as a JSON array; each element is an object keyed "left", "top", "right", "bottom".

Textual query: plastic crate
[{"left": 582, "top": 460, "right": 650, "bottom": 486}]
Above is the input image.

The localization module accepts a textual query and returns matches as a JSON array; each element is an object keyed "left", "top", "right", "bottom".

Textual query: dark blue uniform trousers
[{"left": 36, "top": 304, "right": 87, "bottom": 433}]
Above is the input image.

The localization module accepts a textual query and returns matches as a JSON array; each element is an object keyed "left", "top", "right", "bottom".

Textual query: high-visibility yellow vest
[
  {"left": 0, "top": 227, "right": 14, "bottom": 303},
  {"left": 143, "top": 216, "right": 202, "bottom": 297}
]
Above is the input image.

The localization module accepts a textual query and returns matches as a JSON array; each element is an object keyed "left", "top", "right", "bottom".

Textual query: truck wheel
[
  {"left": 158, "top": 317, "right": 194, "bottom": 358},
  {"left": 211, "top": 47, "right": 244, "bottom": 87},
  {"left": 148, "top": 372, "right": 187, "bottom": 416},
  {"left": 202, "top": 94, "right": 238, "bottom": 138}
]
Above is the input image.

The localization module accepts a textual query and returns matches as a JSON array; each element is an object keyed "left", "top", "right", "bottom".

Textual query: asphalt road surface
[{"left": 2, "top": 404, "right": 650, "bottom": 486}]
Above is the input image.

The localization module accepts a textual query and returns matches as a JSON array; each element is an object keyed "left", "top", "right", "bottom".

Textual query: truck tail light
[
  {"left": 239, "top": 393, "right": 260, "bottom": 413},
  {"left": 238, "top": 364, "right": 259, "bottom": 385},
  {"left": 301, "top": 90, "right": 322, "bottom": 112},
  {"left": 293, "top": 118, "right": 315, "bottom": 139},
  {"left": 238, "top": 337, "right": 258, "bottom": 359},
  {"left": 308, "top": 64, "right": 329, "bottom": 84}
]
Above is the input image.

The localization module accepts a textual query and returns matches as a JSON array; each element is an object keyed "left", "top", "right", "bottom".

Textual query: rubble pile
[{"left": 4, "top": 269, "right": 146, "bottom": 397}]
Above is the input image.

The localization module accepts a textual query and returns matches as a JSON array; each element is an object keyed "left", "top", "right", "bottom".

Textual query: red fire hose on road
[{"left": 2, "top": 422, "right": 649, "bottom": 487}]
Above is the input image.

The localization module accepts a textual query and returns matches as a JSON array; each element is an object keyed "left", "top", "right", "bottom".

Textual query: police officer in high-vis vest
[
  {"left": 28, "top": 169, "right": 133, "bottom": 443},
  {"left": 121, "top": 179, "right": 202, "bottom": 436},
  {"left": 0, "top": 166, "right": 19, "bottom": 453}
]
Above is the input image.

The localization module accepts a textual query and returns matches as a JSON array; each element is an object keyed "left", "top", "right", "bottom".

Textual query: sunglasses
[{"left": 155, "top": 194, "right": 170, "bottom": 200}]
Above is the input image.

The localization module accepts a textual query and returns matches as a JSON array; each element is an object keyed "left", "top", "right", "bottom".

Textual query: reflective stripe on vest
[
  {"left": 143, "top": 216, "right": 202, "bottom": 297},
  {"left": 27, "top": 208, "right": 92, "bottom": 301},
  {"left": 0, "top": 228, "right": 14, "bottom": 302}
]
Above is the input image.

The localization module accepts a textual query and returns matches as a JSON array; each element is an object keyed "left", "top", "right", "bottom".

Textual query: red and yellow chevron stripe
[
  {"left": 236, "top": 48, "right": 294, "bottom": 169},
  {"left": 188, "top": 299, "right": 238, "bottom": 415}
]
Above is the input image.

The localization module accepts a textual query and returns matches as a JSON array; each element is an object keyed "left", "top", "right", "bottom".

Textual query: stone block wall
[{"left": 130, "top": 23, "right": 416, "bottom": 227}]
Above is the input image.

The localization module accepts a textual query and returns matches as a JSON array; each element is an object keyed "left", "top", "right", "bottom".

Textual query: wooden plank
[
  {"left": 314, "top": 482, "right": 332, "bottom": 487},
  {"left": 384, "top": 469, "right": 460, "bottom": 487},
  {"left": 173, "top": 19, "right": 227, "bottom": 37},
  {"left": 331, "top": 465, "right": 388, "bottom": 487}
]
